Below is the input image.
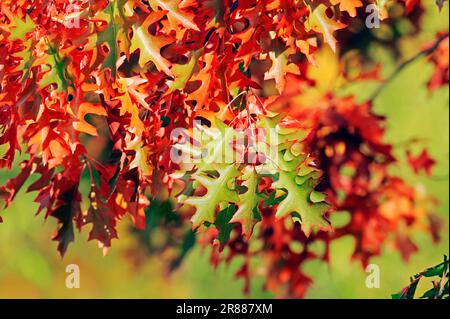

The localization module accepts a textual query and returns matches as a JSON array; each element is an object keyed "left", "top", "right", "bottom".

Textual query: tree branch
[{"left": 369, "top": 32, "right": 449, "bottom": 102}]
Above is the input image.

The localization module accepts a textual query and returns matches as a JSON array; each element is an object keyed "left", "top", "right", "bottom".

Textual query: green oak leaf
[
  {"left": 185, "top": 164, "right": 240, "bottom": 228},
  {"left": 175, "top": 117, "right": 238, "bottom": 171},
  {"left": 167, "top": 50, "right": 201, "bottom": 93},
  {"left": 10, "top": 16, "right": 36, "bottom": 79},
  {"left": 177, "top": 112, "right": 330, "bottom": 237},
  {"left": 258, "top": 112, "right": 309, "bottom": 150},
  {"left": 230, "top": 169, "right": 262, "bottom": 239},
  {"left": 270, "top": 149, "right": 330, "bottom": 236},
  {"left": 90, "top": 0, "right": 131, "bottom": 76},
  {"left": 148, "top": 0, "right": 200, "bottom": 31},
  {"left": 38, "top": 45, "right": 71, "bottom": 91},
  {"left": 215, "top": 205, "right": 238, "bottom": 249},
  {"left": 198, "top": 118, "right": 239, "bottom": 170},
  {"left": 9, "top": 15, "right": 36, "bottom": 40},
  {"left": 130, "top": 17, "right": 174, "bottom": 76},
  {"left": 13, "top": 40, "right": 34, "bottom": 79}
]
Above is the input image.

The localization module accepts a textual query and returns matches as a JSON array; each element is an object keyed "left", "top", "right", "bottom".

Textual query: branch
[{"left": 369, "top": 32, "right": 450, "bottom": 102}]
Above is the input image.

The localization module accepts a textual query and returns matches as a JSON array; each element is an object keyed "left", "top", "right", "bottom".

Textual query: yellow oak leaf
[{"left": 307, "top": 4, "right": 346, "bottom": 52}]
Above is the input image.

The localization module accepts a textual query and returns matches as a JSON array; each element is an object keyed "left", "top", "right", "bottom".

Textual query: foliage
[
  {"left": 0, "top": 0, "right": 448, "bottom": 297},
  {"left": 393, "top": 256, "right": 449, "bottom": 299}
]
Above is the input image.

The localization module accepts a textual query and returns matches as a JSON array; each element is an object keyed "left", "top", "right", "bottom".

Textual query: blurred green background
[{"left": 0, "top": 2, "right": 448, "bottom": 298}]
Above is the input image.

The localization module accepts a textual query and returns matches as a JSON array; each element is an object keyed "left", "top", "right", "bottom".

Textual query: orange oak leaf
[
  {"left": 330, "top": 0, "right": 363, "bottom": 17},
  {"left": 265, "top": 48, "right": 301, "bottom": 94},
  {"left": 73, "top": 103, "right": 107, "bottom": 136}
]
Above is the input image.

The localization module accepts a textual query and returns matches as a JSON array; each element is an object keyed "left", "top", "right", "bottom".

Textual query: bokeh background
[{"left": 0, "top": 2, "right": 448, "bottom": 298}]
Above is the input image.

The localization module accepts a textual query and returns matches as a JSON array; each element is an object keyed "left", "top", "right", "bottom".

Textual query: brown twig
[{"left": 369, "top": 32, "right": 450, "bottom": 102}]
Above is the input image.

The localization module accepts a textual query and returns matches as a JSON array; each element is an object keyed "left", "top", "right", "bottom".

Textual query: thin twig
[{"left": 369, "top": 32, "right": 449, "bottom": 102}]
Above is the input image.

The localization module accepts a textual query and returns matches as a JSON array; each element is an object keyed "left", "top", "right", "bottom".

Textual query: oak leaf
[{"left": 307, "top": 4, "right": 346, "bottom": 52}]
